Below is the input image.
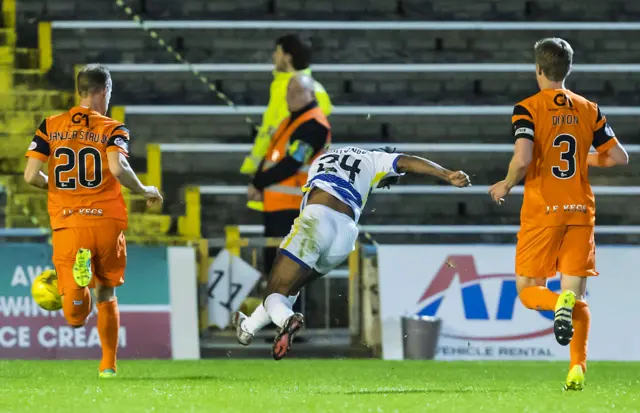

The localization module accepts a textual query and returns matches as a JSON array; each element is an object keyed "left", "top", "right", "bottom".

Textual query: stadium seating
[
  {"left": 17, "top": 0, "right": 639, "bottom": 22},
  {"left": 10, "top": 0, "right": 640, "bottom": 242}
]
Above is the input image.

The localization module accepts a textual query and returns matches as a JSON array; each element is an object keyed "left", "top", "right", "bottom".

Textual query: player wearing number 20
[
  {"left": 489, "top": 38, "right": 629, "bottom": 390},
  {"left": 24, "top": 64, "right": 163, "bottom": 377}
]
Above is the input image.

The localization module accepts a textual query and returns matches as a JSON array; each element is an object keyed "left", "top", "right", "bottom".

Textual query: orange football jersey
[
  {"left": 512, "top": 89, "right": 619, "bottom": 228},
  {"left": 25, "top": 106, "right": 130, "bottom": 230}
]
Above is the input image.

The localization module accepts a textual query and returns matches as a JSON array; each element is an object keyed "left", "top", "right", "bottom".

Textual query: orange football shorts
[
  {"left": 52, "top": 220, "right": 127, "bottom": 295},
  {"left": 515, "top": 225, "right": 597, "bottom": 278}
]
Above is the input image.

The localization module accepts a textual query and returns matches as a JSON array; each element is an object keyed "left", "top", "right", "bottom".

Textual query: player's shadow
[{"left": 116, "top": 375, "right": 254, "bottom": 382}]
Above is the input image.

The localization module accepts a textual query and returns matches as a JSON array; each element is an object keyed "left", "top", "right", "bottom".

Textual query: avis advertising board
[{"left": 377, "top": 245, "right": 640, "bottom": 361}]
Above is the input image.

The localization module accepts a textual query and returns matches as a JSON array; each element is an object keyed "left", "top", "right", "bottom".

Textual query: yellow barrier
[
  {"left": 225, "top": 226, "right": 241, "bottom": 256},
  {"left": 2, "top": 0, "right": 15, "bottom": 29},
  {"left": 111, "top": 106, "right": 125, "bottom": 123},
  {"left": 37, "top": 22, "right": 52, "bottom": 74},
  {"left": 146, "top": 144, "right": 162, "bottom": 190},
  {"left": 178, "top": 185, "right": 202, "bottom": 239}
]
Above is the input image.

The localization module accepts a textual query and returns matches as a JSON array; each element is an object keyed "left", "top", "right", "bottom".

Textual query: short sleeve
[
  {"left": 106, "top": 124, "right": 130, "bottom": 157},
  {"left": 512, "top": 104, "right": 535, "bottom": 141},
  {"left": 25, "top": 119, "right": 50, "bottom": 162},
  {"left": 592, "top": 106, "right": 619, "bottom": 153},
  {"left": 372, "top": 151, "right": 403, "bottom": 178}
]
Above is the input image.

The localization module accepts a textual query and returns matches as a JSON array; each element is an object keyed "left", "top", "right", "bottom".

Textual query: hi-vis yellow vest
[
  {"left": 240, "top": 68, "right": 333, "bottom": 175},
  {"left": 262, "top": 106, "right": 331, "bottom": 212}
]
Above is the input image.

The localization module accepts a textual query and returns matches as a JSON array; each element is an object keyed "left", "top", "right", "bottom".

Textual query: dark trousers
[{"left": 263, "top": 209, "right": 299, "bottom": 276}]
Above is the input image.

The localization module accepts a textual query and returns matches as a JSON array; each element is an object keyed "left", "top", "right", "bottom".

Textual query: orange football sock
[
  {"left": 97, "top": 297, "right": 120, "bottom": 372},
  {"left": 62, "top": 287, "right": 91, "bottom": 327},
  {"left": 570, "top": 300, "right": 590, "bottom": 373},
  {"left": 518, "top": 286, "right": 559, "bottom": 311}
]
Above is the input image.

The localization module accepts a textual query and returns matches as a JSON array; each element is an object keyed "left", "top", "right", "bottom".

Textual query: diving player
[{"left": 234, "top": 146, "right": 470, "bottom": 360}]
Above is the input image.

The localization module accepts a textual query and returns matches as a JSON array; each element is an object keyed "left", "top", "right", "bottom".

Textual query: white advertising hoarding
[
  {"left": 378, "top": 245, "right": 640, "bottom": 361},
  {"left": 208, "top": 249, "right": 262, "bottom": 329}
]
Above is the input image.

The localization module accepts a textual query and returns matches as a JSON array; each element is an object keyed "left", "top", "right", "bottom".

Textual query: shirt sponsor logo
[{"left": 62, "top": 208, "right": 104, "bottom": 217}]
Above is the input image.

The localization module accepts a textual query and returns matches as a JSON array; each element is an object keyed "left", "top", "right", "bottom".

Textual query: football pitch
[{"left": 1, "top": 360, "right": 638, "bottom": 412}]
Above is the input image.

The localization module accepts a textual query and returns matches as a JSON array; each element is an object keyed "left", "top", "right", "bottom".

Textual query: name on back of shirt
[
  {"left": 49, "top": 130, "right": 109, "bottom": 144},
  {"left": 552, "top": 114, "right": 579, "bottom": 126},
  {"left": 328, "top": 147, "right": 368, "bottom": 155}
]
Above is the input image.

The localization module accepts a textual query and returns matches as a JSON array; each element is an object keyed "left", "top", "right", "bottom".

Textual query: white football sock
[
  {"left": 242, "top": 304, "right": 271, "bottom": 334},
  {"left": 288, "top": 293, "right": 299, "bottom": 307},
  {"left": 264, "top": 293, "right": 294, "bottom": 328}
]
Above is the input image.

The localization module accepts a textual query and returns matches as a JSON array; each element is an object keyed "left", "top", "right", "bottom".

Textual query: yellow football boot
[
  {"left": 554, "top": 290, "right": 576, "bottom": 346},
  {"left": 73, "top": 248, "right": 92, "bottom": 288},
  {"left": 564, "top": 365, "right": 585, "bottom": 391},
  {"left": 99, "top": 369, "right": 117, "bottom": 378}
]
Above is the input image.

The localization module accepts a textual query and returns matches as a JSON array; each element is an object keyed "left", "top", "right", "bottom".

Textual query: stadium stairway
[
  {"left": 2, "top": 1, "right": 188, "bottom": 243},
  {"left": 0, "top": 0, "right": 68, "bottom": 228}
]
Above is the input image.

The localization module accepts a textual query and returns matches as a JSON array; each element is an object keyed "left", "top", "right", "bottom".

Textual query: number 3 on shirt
[
  {"left": 552, "top": 134, "right": 576, "bottom": 179},
  {"left": 54, "top": 147, "right": 103, "bottom": 189}
]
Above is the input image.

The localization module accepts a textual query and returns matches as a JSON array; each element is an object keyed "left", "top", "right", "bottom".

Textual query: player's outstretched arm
[
  {"left": 23, "top": 157, "right": 48, "bottom": 189},
  {"left": 395, "top": 155, "right": 471, "bottom": 187},
  {"left": 588, "top": 142, "right": 629, "bottom": 168},
  {"left": 107, "top": 151, "right": 163, "bottom": 207}
]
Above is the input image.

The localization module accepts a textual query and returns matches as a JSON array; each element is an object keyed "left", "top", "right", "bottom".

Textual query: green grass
[{"left": 0, "top": 360, "right": 639, "bottom": 412}]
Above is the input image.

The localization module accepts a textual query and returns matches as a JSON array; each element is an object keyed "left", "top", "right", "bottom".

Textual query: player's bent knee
[
  {"left": 95, "top": 284, "right": 116, "bottom": 303},
  {"left": 515, "top": 275, "right": 546, "bottom": 294},
  {"left": 560, "top": 274, "right": 588, "bottom": 301},
  {"left": 64, "top": 307, "right": 90, "bottom": 328},
  {"left": 516, "top": 276, "right": 548, "bottom": 310}
]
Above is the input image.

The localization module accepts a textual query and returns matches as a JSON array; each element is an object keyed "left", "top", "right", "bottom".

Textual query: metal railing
[
  {"left": 124, "top": 105, "right": 640, "bottom": 116},
  {"left": 234, "top": 224, "right": 640, "bottom": 235},
  {"left": 145, "top": 142, "right": 640, "bottom": 192},
  {"left": 105, "top": 63, "right": 640, "bottom": 73},
  {"left": 50, "top": 21, "right": 640, "bottom": 30},
  {"left": 155, "top": 142, "right": 640, "bottom": 153},
  {"left": 198, "top": 185, "right": 640, "bottom": 196}
]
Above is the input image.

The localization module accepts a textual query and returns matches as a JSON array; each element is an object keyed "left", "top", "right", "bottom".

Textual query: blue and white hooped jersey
[{"left": 301, "top": 147, "right": 403, "bottom": 223}]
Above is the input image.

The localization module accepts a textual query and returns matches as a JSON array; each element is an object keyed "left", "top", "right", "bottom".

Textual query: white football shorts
[{"left": 279, "top": 204, "right": 359, "bottom": 274}]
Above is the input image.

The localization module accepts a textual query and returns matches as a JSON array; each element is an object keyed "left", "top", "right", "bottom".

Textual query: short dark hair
[
  {"left": 534, "top": 38, "right": 573, "bottom": 82},
  {"left": 276, "top": 34, "right": 312, "bottom": 70},
  {"left": 77, "top": 64, "right": 111, "bottom": 96}
]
